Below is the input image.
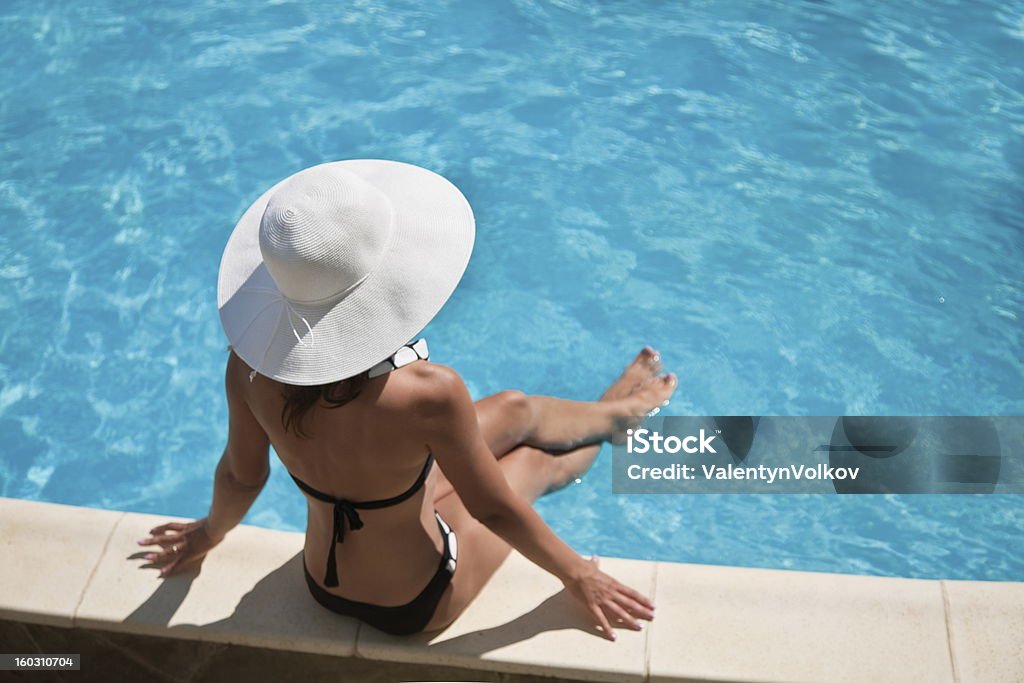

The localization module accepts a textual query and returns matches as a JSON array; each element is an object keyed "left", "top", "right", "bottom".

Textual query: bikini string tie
[{"left": 325, "top": 500, "right": 364, "bottom": 587}]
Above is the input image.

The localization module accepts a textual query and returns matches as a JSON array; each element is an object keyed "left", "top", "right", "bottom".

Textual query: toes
[
  {"left": 659, "top": 373, "right": 678, "bottom": 400},
  {"left": 640, "top": 372, "right": 677, "bottom": 399},
  {"left": 636, "top": 347, "right": 662, "bottom": 373},
  {"left": 637, "top": 346, "right": 657, "bottom": 363},
  {"left": 605, "top": 347, "right": 666, "bottom": 402},
  {"left": 604, "top": 347, "right": 662, "bottom": 401},
  {"left": 627, "top": 349, "right": 661, "bottom": 392}
]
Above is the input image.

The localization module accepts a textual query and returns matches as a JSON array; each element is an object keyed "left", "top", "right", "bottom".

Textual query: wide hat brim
[{"left": 217, "top": 159, "right": 475, "bottom": 385}]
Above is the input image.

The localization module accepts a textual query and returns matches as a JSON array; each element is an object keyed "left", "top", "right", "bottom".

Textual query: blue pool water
[{"left": 1, "top": 1, "right": 1022, "bottom": 581}]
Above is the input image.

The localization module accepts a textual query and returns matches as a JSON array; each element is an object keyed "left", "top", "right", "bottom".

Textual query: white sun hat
[{"left": 217, "top": 159, "right": 475, "bottom": 385}]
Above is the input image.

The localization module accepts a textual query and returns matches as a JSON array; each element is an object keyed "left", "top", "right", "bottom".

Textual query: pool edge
[{"left": 1, "top": 496, "right": 1021, "bottom": 682}]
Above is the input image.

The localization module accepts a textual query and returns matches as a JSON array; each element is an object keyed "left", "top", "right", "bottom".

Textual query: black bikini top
[{"left": 287, "top": 338, "right": 432, "bottom": 588}]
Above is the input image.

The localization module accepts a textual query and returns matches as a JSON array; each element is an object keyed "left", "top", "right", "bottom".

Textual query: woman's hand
[
  {"left": 564, "top": 554, "right": 656, "bottom": 641},
  {"left": 136, "top": 517, "right": 225, "bottom": 578}
]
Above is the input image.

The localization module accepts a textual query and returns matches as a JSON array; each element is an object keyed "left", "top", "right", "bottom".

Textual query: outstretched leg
[
  {"left": 432, "top": 348, "right": 675, "bottom": 503},
  {"left": 477, "top": 347, "right": 675, "bottom": 458}
]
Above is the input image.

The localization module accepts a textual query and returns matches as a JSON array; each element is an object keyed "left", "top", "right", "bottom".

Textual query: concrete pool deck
[{"left": 1, "top": 496, "right": 1021, "bottom": 682}]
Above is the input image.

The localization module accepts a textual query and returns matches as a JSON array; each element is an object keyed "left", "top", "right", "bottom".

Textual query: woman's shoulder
[{"left": 383, "top": 361, "right": 472, "bottom": 420}]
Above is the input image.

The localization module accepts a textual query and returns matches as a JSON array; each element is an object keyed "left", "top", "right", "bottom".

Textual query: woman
[{"left": 136, "top": 160, "right": 677, "bottom": 640}]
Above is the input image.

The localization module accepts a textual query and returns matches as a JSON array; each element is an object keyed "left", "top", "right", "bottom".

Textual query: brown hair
[{"left": 279, "top": 371, "right": 371, "bottom": 439}]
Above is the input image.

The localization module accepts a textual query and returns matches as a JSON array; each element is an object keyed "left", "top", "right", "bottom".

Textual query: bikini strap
[
  {"left": 288, "top": 454, "right": 435, "bottom": 587},
  {"left": 349, "top": 454, "right": 434, "bottom": 510},
  {"left": 367, "top": 338, "right": 429, "bottom": 378}
]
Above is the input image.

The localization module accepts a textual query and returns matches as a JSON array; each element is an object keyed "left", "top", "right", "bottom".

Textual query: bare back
[{"left": 228, "top": 349, "right": 448, "bottom": 605}]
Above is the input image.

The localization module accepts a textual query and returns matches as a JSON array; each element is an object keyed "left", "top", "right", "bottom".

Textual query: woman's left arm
[
  {"left": 137, "top": 353, "right": 271, "bottom": 577},
  {"left": 205, "top": 353, "right": 272, "bottom": 540}
]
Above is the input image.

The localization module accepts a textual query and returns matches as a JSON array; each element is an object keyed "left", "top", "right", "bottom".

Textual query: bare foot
[
  {"left": 609, "top": 373, "right": 678, "bottom": 444},
  {"left": 542, "top": 347, "right": 662, "bottom": 465},
  {"left": 600, "top": 347, "right": 663, "bottom": 402},
  {"left": 544, "top": 349, "right": 672, "bottom": 486}
]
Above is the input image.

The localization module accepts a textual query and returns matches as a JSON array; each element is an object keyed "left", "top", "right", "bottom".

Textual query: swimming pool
[{"left": 1, "top": 1, "right": 1021, "bottom": 581}]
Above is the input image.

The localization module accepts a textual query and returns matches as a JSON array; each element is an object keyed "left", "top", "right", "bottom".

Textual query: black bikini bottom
[{"left": 302, "top": 511, "right": 458, "bottom": 636}]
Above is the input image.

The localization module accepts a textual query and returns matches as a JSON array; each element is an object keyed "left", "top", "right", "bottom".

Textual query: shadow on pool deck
[{"left": 123, "top": 550, "right": 597, "bottom": 660}]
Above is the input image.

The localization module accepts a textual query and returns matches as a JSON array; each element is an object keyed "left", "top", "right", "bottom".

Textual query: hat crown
[{"left": 258, "top": 165, "right": 394, "bottom": 303}]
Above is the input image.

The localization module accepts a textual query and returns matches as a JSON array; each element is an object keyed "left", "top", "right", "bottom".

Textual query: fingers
[
  {"left": 582, "top": 554, "right": 656, "bottom": 637},
  {"left": 159, "top": 555, "right": 183, "bottom": 578},
  {"left": 142, "top": 537, "right": 186, "bottom": 563},
  {"left": 613, "top": 591, "right": 655, "bottom": 621},
  {"left": 583, "top": 556, "right": 620, "bottom": 640},
  {"left": 134, "top": 520, "right": 213, "bottom": 579},
  {"left": 619, "top": 583, "right": 656, "bottom": 611},
  {"left": 604, "top": 599, "right": 642, "bottom": 631},
  {"left": 137, "top": 533, "right": 181, "bottom": 548},
  {"left": 594, "top": 555, "right": 655, "bottom": 614},
  {"left": 138, "top": 523, "right": 192, "bottom": 548},
  {"left": 141, "top": 546, "right": 179, "bottom": 572},
  {"left": 588, "top": 602, "right": 616, "bottom": 642},
  {"left": 142, "top": 542, "right": 199, "bottom": 577}
]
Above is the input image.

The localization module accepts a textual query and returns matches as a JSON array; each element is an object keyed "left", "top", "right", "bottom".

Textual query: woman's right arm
[{"left": 417, "top": 364, "right": 655, "bottom": 639}]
